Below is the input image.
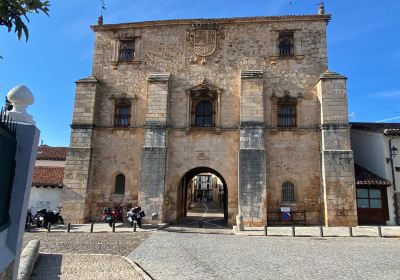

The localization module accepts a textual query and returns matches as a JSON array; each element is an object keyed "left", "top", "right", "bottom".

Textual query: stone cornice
[
  {"left": 75, "top": 76, "right": 99, "bottom": 84},
  {"left": 91, "top": 14, "right": 331, "bottom": 31}
]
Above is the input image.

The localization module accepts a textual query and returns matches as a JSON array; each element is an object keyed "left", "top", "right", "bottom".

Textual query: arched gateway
[{"left": 177, "top": 167, "right": 228, "bottom": 221}]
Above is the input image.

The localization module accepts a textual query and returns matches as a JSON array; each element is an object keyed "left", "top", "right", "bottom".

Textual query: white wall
[
  {"left": 35, "top": 160, "right": 65, "bottom": 167},
  {"left": 28, "top": 187, "right": 62, "bottom": 214},
  {"left": 351, "top": 129, "right": 398, "bottom": 225}
]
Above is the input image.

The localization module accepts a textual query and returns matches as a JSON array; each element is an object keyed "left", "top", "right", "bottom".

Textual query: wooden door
[{"left": 356, "top": 187, "right": 388, "bottom": 225}]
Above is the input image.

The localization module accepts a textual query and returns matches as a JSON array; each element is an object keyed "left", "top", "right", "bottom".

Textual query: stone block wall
[
  {"left": 317, "top": 71, "right": 358, "bottom": 226},
  {"left": 63, "top": 78, "right": 99, "bottom": 223}
]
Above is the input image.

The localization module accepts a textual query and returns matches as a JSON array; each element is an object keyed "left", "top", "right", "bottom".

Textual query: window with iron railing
[
  {"left": 278, "top": 103, "right": 296, "bottom": 127},
  {"left": 119, "top": 40, "right": 135, "bottom": 61},
  {"left": 278, "top": 32, "right": 294, "bottom": 57},
  {"left": 282, "top": 181, "right": 295, "bottom": 202},
  {"left": 114, "top": 103, "right": 131, "bottom": 127},
  {"left": 194, "top": 100, "right": 214, "bottom": 127}
]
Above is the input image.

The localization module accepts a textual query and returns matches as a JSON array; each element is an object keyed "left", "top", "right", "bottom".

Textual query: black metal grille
[
  {"left": 195, "top": 100, "right": 213, "bottom": 127},
  {"left": 114, "top": 104, "right": 131, "bottom": 127},
  {"left": 278, "top": 31, "right": 294, "bottom": 57},
  {"left": 0, "top": 108, "right": 17, "bottom": 231},
  {"left": 282, "top": 181, "right": 295, "bottom": 202},
  {"left": 119, "top": 40, "right": 135, "bottom": 61},
  {"left": 278, "top": 104, "right": 296, "bottom": 127}
]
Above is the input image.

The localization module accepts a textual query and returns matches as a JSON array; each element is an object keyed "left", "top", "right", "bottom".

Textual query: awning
[{"left": 355, "top": 164, "right": 391, "bottom": 187}]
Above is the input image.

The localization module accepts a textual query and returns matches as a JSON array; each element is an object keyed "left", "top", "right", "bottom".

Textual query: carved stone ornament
[{"left": 187, "top": 23, "right": 224, "bottom": 65}]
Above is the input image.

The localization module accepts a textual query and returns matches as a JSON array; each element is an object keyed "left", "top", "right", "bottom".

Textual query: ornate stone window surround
[
  {"left": 110, "top": 93, "right": 138, "bottom": 128},
  {"left": 111, "top": 33, "right": 141, "bottom": 68},
  {"left": 185, "top": 79, "right": 223, "bottom": 130},
  {"left": 269, "top": 29, "right": 305, "bottom": 62},
  {"left": 270, "top": 91, "right": 303, "bottom": 128}
]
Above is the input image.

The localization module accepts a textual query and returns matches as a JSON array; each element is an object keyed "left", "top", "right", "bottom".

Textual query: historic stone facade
[{"left": 63, "top": 10, "right": 358, "bottom": 226}]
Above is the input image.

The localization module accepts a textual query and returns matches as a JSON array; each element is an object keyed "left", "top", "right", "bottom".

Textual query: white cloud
[
  {"left": 368, "top": 90, "right": 400, "bottom": 100},
  {"left": 376, "top": 115, "right": 400, "bottom": 123}
]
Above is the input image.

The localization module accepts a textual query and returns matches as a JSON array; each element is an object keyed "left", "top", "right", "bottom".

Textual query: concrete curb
[
  {"left": 122, "top": 256, "right": 153, "bottom": 280},
  {"left": 17, "top": 239, "right": 40, "bottom": 280}
]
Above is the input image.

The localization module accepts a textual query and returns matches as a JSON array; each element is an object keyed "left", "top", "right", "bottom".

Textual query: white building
[
  {"left": 28, "top": 145, "right": 67, "bottom": 213},
  {"left": 351, "top": 123, "right": 400, "bottom": 225}
]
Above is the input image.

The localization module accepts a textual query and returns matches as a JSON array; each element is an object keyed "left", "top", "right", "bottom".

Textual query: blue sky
[{"left": 0, "top": 0, "right": 399, "bottom": 146}]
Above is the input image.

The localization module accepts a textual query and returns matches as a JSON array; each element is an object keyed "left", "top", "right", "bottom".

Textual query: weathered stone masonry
[{"left": 63, "top": 12, "right": 358, "bottom": 226}]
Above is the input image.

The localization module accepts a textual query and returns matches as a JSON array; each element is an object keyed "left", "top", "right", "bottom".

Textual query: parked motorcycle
[
  {"left": 127, "top": 206, "right": 145, "bottom": 228},
  {"left": 101, "top": 206, "right": 123, "bottom": 227},
  {"left": 35, "top": 208, "right": 64, "bottom": 228},
  {"left": 25, "top": 208, "right": 34, "bottom": 230}
]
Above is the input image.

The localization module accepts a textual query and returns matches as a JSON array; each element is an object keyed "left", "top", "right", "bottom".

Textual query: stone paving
[
  {"left": 30, "top": 253, "right": 143, "bottom": 280},
  {"left": 129, "top": 231, "right": 400, "bottom": 280},
  {"left": 23, "top": 232, "right": 151, "bottom": 279}
]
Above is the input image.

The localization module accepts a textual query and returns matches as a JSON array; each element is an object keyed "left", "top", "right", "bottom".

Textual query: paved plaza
[{"left": 129, "top": 232, "right": 400, "bottom": 280}]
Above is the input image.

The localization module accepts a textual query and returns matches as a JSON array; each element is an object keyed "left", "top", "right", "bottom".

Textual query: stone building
[{"left": 63, "top": 7, "right": 358, "bottom": 226}]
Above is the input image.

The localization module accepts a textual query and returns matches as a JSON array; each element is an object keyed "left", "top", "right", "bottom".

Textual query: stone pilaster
[
  {"left": 139, "top": 73, "right": 170, "bottom": 221},
  {"left": 63, "top": 77, "right": 99, "bottom": 223},
  {"left": 317, "top": 70, "right": 358, "bottom": 226},
  {"left": 238, "top": 70, "right": 267, "bottom": 226}
]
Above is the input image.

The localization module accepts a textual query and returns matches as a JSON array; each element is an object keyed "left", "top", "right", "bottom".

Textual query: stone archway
[{"left": 177, "top": 166, "right": 228, "bottom": 221}]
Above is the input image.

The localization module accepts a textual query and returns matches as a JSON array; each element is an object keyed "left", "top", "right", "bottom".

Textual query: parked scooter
[
  {"left": 101, "top": 206, "right": 123, "bottom": 227},
  {"left": 127, "top": 207, "right": 145, "bottom": 228}
]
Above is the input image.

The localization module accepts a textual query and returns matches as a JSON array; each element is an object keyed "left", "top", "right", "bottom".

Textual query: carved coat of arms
[
  {"left": 193, "top": 30, "right": 217, "bottom": 57},
  {"left": 187, "top": 23, "right": 224, "bottom": 65}
]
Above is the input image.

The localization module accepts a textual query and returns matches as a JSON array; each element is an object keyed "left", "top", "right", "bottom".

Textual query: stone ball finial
[{"left": 6, "top": 85, "right": 35, "bottom": 124}]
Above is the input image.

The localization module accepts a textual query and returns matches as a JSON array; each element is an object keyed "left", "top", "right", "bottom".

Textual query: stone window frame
[
  {"left": 111, "top": 34, "right": 141, "bottom": 68},
  {"left": 185, "top": 79, "right": 223, "bottom": 130},
  {"left": 282, "top": 181, "right": 295, "bottom": 202},
  {"left": 270, "top": 91, "right": 303, "bottom": 128},
  {"left": 110, "top": 93, "right": 138, "bottom": 128},
  {"left": 269, "top": 29, "right": 304, "bottom": 61},
  {"left": 114, "top": 173, "right": 125, "bottom": 195}
]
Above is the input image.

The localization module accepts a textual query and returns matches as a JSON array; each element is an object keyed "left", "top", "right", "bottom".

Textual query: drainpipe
[{"left": 388, "top": 138, "right": 399, "bottom": 225}]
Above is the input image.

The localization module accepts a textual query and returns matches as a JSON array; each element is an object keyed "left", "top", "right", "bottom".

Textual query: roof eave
[{"left": 91, "top": 14, "right": 332, "bottom": 31}]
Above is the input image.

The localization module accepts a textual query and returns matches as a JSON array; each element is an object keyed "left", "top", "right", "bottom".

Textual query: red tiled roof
[
  {"left": 36, "top": 145, "right": 67, "bottom": 161},
  {"left": 32, "top": 166, "right": 64, "bottom": 188},
  {"left": 355, "top": 164, "right": 391, "bottom": 186}
]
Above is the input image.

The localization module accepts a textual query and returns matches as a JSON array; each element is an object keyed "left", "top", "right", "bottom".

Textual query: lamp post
[{"left": 387, "top": 139, "right": 398, "bottom": 225}]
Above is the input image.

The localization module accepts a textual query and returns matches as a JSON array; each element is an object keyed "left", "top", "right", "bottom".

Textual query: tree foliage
[{"left": 0, "top": 0, "right": 50, "bottom": 41}]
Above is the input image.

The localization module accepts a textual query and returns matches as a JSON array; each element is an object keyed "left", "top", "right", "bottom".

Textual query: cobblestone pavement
[
  {"left": 23, "top": 232, "right": 151, "bottom": 279},
  {"left": 129, "top": 231, "right": 400, "bottom": 280},
  {"left": 23, "top": 232, "right": 151, "bottom": 256},
  {"left": 30, "top": 253, "right": 143, "bottom": 280}
]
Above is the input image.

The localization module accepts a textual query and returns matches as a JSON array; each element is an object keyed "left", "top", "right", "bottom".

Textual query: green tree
[{"left": 0, "top": 0, "right": 50, "bottom": 41}]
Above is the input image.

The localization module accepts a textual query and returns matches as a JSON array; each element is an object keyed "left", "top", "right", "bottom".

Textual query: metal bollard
[
  {"left": 319, "top": 226, "right": 324, "bottom": 237},
  {"left": 264, "top": 225, "right": 268, "bottom": 236},
  {"left": 133, "top": 221, "right": 137, "bottom": 232},
  {"left": 27, "top": 223, "right": 31, "bottom": 232},
  {"left": 198, "top": 220, "right": 203, "bottom": 228},
  {"left": 112, "top": 222, "right": 116, "bottom": 233},
  {"left": 90, "top": 222, "right": 94, "bottom": 233},
  {"left": 67, "top": 223, "right": 71, "bottom": 233},
  {"left": 292, "top": 226, "right": 296, "bottom": 237},
  {"left": 47, "top": 223, "right": 51, "bottom": 232},
  {"left": 377, "top": 226, "right": 382, "bottom": 237},
  {"left": 349, "top": 226, "right": 353, "bottom": 237}
]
